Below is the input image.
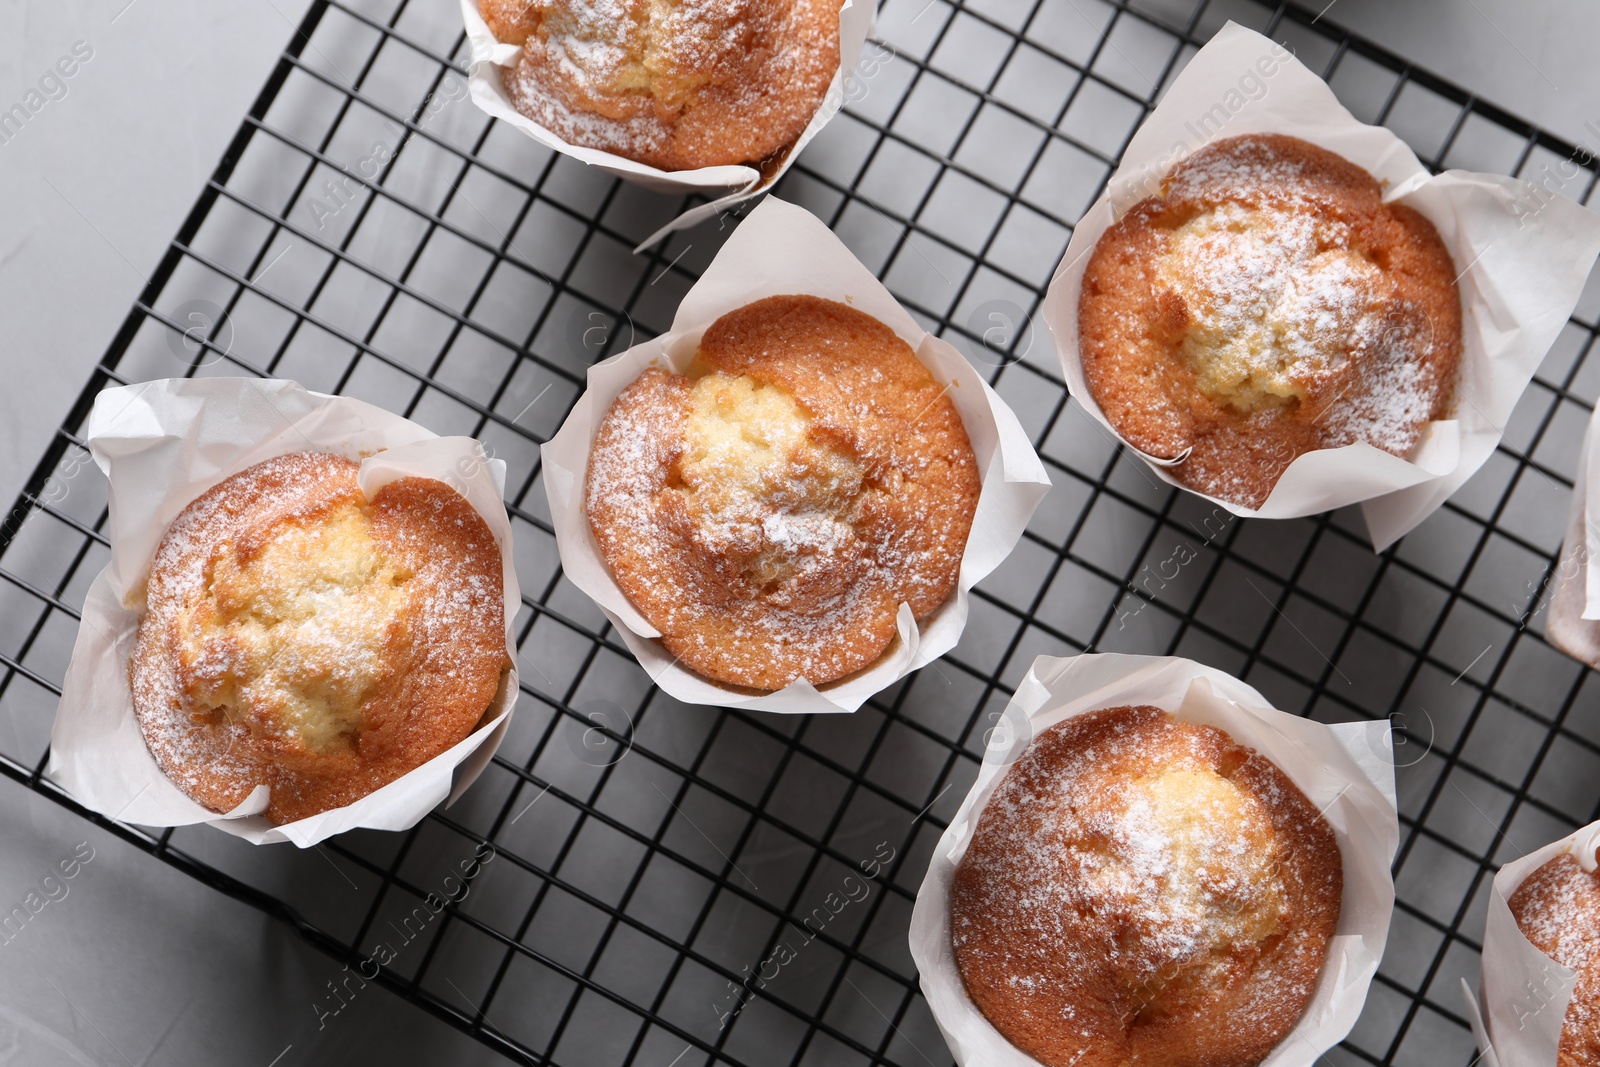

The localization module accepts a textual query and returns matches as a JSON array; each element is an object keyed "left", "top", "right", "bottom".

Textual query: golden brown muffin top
[
  {"left": 130, "top": 451, "right": 509, "bottom": 825},
  {"left": 950, "top": 705, "right": 1343, "bottom": 1067},
  {"left": 1508, "top": 851, "right": 1600, "bottom": 1067},
  {"left": 482, "top": 0, "right": 840, "bottom": 171},
  {"left": 585, "top": 294, "right": 980, "bottom": 691},
  {"left": 1078, "top": 133, "right": 1461, "bottom": 508}
]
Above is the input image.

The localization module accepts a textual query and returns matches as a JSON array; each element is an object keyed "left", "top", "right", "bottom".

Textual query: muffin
[
  {"left": 1078, "top": 133, "right": 1462, "bottom": 508},
  {"left": 480, "top": 0, "right": 840, "bottom": 171},
  {"left": 949, "top": 705, "right": 1343, "bottom": 1067},
  {"left": 585, "top": 294, "right": 980, "bottom": 691},
  {"left": 130, "top": 451, "right": 509, "bottom": 825},
  {"left": 1507, "top": 851, "right": 1600, "bottom": 1067}
]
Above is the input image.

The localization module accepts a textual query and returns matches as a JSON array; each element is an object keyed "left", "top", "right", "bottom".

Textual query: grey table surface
[{"left": 0, "top": 1, "right": 1595, "bottom": 1064}]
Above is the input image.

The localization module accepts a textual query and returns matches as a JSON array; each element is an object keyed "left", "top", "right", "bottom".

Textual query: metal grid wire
[{"left": 2, "top": 0, "right": 1599, "bottom": 1063}]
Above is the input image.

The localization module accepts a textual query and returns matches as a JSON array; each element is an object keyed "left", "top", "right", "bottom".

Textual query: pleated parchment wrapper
[
  {"left": 47, "top": 378, "right": 522, "bottom": 848},
  {"left": 460, "top": 0, "right": 876, "bottom": 250},
  {"left": 542, "top": 196, "right": 1051, "bottom": 714},
  {"left": 1041, "top": 21, "right": 1600, "bottom": 551},
  {"left": 1545, "top": 404, "right": 1600, "bottom": 667},
  {"left": 908, "top": 653, "right": 1400, "bottom": 1067},
  {"left": 1460, "top": 820, "right": 1600, "bottom": 1067}
]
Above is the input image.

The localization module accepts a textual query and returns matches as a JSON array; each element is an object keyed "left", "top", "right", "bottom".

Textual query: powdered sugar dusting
[
  {"left": 1080, "top": 134, "right": 1462, "bottom": 510},
  {"left": 1509, "top": 852, "right": 1600, "bottom": 1058},
  {"left": 130, "top": 451, "right": 507, "bottom": 823},
  {"left": 584, "top": 296, "right": 981, "bottom": 691},
  {"left": 949, "top": 707, "right": 1342, "bottom": 1066},
  {"left": 1157, "top": 198, "right": 1435, "bottom": 453},
  {"left": 585, "top": 367, "right": 889, "bottom": 685},
  {"left": 496, "top": 0, "right": 838, "bottom": 170}
]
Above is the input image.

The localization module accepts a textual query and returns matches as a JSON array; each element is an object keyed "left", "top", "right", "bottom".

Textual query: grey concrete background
[{"left": 0, "top": 0, "right": 1595, "bottom": 1064}]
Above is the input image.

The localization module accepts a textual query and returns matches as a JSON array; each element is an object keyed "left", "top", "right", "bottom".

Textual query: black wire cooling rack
[{"left": 3, "top": 0, "right": 1599, "bottom": 1063}]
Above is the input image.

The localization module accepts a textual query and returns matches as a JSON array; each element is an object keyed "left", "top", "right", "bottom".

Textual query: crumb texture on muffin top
[
  {"left": 584, "top": 294, "right": 981, "bottom": 691},
  {"left": 1078, "top": 133, "right": 1461, "bottom": 508},
  {"left": 1508, "top": 852, "right": 1600, "bottom": 1067},
  {"left": 131, "top": 451, "right": 509, "bottom": 825},
  {"left": 481, "top": 0, "right": 840, "bottom": 171},
  {"left": 949, "top": 705, "right": 1343, "bottom": 1067}
]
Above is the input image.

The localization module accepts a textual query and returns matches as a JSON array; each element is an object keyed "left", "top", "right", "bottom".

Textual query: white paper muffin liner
[
  {"left": 908, "top": 653, "right": 1399, "bottom": 1067},
  {"left": 460, "top": 0, "right": 876, "bottom": 250},
  {"left": 1461, "top": 820, "right": 1600, "bottom": 1067},
  {"left": 541, "top": 196, "right": 1051, "bottom": 714},
  {"left": 1545, "top": 403, "right": 1600, "bottom": 665},
  {"left": 46, "top": 377, "right": 522, "bottom": 848},
  {"left": 1041, "top": 22, "right": 1600, "bottom": 551}
]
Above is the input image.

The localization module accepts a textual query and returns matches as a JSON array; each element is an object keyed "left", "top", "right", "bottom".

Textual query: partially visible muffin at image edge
[
  {"left": 584, "top": 294, "right": 981, "bottom": 691},
  {"left": 1078, "top": 133, "right": 1462, "bottom": 508},
  {"left": 481, "top": 0, "right": 841, "bottom": 171},
  {"left": 950, "top": 705, "right": 1343, "bottom": 1067},
  {"left": 130, "top": 451, "right": 510, "bottom": 825},
  {"left": 1507, "top": 850, "right": 1600, "bottom": 1067}
]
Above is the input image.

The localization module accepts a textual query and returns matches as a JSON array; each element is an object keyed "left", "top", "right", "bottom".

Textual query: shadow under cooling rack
[{"left": 4, "top": 0, "right": 1600, "bottom": 1064}]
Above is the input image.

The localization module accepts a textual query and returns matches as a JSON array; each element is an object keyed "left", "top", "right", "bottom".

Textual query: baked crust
[
  {"left": 950, "top": 705, "right": 1343, "bottom": 1067},
  {"left": 130, "top": 451, "right": 509, "bottom": 825},
  {"left": 585, "top": 294, "right": 980, "bottom": 691},
  {"left": 482, "top": 0, "right": 840, "bottom": 171},
  {"left": 1078, "top": 133, "right": 1462, "bottom": 508},
  {"left": 1508, "top": 852, "right": 1600, "bottom": 1067}
]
